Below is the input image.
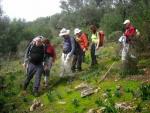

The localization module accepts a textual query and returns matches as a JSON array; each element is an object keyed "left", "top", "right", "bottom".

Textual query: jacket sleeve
[
  {"left": 24, "top": 43, "right": 32, "bottom": 64},
  {"left": 69, "top": 37, "right": 75, "bottom": 56}
]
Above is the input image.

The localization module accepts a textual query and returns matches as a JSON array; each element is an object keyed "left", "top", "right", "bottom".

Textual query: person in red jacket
[
  {"left": 42, "top": 38, "right": 56, "bottom": 87},
  {"left": 72, "top": 28, "right": 88, "bottom": 71},
  {"left": 123, "top": 19, "right": 136, "bottom": 44},
  {"left": 119, "top": 19, "right": 136, "bottom": 61}
]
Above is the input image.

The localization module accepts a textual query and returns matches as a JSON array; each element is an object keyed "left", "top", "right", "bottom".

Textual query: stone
[
  {"left": 87, "top": 108, "right": 104, "bottom": 113},
  {"left": 81, "top": 87, "right": 95, "bottom": 97},
  {"left": 58, "top": 101, "right": 66, "bottom": 104},
  {"left": 29, "top": 99, "right": 43, "bottom": 111},
  {"left": 75, "top": 83, "right": 89, "bottom": 91},
  {"left": 115, "top": 102, "right": 135, "bottom": 111}
]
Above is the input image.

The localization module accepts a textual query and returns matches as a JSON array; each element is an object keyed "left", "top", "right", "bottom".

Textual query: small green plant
[
  {"left": 56, "top": 92, "right": 63, "bottom": 99},
  {"left": 95, "top": 98, "right": 103, "bottom": 107},
  {"left": 47, "top": 90, "right": 55, "bottom": 102},
  {"left": 104, "top": 99, "right": 118, "bottom": 113},
  {"left": 139, "top": 83, "right": 150, "bottom": 100},
  {"left": 135, "top": 101, "right": 142, "bottom": 112},
  {"left": 105, "top": 89, "right": 112, "bottom": 98},
  {"left": 72, "top": 98, "right": 80, "bottom": 107}
]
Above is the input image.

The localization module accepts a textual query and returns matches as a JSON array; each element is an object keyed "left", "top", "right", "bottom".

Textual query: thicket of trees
[{"left": 0, "top": 0, "right": 150, "bottom": 55}]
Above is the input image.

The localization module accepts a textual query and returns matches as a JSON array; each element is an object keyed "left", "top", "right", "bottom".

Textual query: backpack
[
  {"left": 84, "top": 33, "right": 90, "bottom": 47},
  {"left": 97, "top": 31, "right": 104, "bottom": 47},
  {"left": 26, "top": 43, "right": 46, "bottom": 61},
  {"left": 46, "top": 44, "right": 55, "bottom": 57}
]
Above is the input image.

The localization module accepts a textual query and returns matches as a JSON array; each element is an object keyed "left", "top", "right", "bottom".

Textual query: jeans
[
  {"left": 23, "top": 62, "right": 44, "bottom": 92},
  {"left": 72, "top": 49, "right": 84, "bottom": 71},
  {"left": 90, "top": 43, "right": 97, "bottom": 65}
]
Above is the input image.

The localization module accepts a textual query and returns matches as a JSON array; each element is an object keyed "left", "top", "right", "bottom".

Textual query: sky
[{"left": 1, "top": 0, "right": 61, "bottom": 21}]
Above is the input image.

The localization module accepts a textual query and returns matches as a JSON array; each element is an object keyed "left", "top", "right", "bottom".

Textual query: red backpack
[
  {"left": 98, "top": 31, "right": 105, "bottom": 47},
  {"left": 46, "top": 44, "right": 55, "bottom": 58}
]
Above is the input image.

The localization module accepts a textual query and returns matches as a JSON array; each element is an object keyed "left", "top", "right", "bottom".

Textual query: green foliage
[
  {"left": 101, "top": 11, "right": 123, "bottom": 38},
  {"left": 72, "top": 98, "right": 80, "bottom": 107},
  {"left": 95, "top": 97, "right": 103, "bottom": 107},
  {"left": 139, "top": 83, "right": 150, "bottom": 100}
]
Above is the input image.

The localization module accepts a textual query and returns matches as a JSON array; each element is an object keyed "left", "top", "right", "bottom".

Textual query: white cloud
[{"left": 1, "top": 0, "right": 61, "bottom": 21}]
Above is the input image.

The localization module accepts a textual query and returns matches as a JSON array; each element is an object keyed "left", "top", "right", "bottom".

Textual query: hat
[
  {"left": 33, "top": 37, "right": 41, "bottom": 42},
  {"left": 123, "top": 19, "right": 130, "bottom": 24},
  {"left": 74, "top": 28, "right": 81, "bottom": 35},
  {"left": 59, "top": 28, "right": 70, "bottom": 37}
]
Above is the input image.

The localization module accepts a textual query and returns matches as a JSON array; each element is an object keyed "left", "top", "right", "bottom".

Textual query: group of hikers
[{"left": 22, "top": 19, "right": 138, "bottom": 96}]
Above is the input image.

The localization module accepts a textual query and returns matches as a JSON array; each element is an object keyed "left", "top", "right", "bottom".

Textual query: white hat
[
  {"left": 74, "top": 28, "right": 82, "bottom": 35},
  {"left": 59, "top": 28, "right": 70, "bottom": 37},
  {"left": 33, "top": 37, "right": 41, "bottom": 42},
  {"left": 123, "top": 19, "right": 130, "bottom": 24}
]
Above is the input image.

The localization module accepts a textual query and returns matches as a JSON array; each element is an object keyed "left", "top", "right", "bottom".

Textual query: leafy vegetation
[{"left": 0, "top": 0, "right": 150, "bottom": 112}]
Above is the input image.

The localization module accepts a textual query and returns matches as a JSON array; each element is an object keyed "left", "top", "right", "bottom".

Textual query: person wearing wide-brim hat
[{"left": 59, "top": 28, "right": 75, "bottom": 77}]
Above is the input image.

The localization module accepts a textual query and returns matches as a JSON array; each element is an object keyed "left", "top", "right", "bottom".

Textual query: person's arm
[
  {"left": 69, "top": 37, "right": 75, "bottom": 56},
  {"left": 23, "top": 43, "right": 32, "bottom": 68},
  {"left": 52, "top": 46, "right": 56, "bottom": 62},
  {"left": 96, "top": 32, "right": 100, "bottom": 49}
]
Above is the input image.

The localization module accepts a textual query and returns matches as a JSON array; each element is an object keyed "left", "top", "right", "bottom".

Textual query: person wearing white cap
[
  {"left": 59, "top": 28, "right": 75, "bottom": 77},
  {"left": 72, "top": 28, "right": 88, "bottom": 71},
  {"left": 22, "top": 36, "right": 46, "bottom": 96},
  {"left": 119, "top": 19, "right": 136, "bottom": 61}
]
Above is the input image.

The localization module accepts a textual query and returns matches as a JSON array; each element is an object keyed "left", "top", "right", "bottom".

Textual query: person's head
[
  {"left": 41, "top": 37, "right": 50, "bottom": 45},
  {"left": 90, "top": 25, "right": 97, "bottom": 34},
  {"left": 123, "top": 19, "right": 131, "bottom": 28},
  {"left": 33, "top": 37, "right": 42, "bottom": 46},
  {"left": 74, "top": 28, "right": 82, "bottom": 37},
  {"left": 59, "top": 28, "right": 70, "bottom": 38}
]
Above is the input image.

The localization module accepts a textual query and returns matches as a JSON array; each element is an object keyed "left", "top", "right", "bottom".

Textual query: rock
[
  {"left": 116, "top": 85, "right": 121, "bottom": 90},
  {"left": 75, "top": 83, "right": 89, "bottom": 90},
  {"left": 102, "top": 93, "right": 108, "bottom": 98},
  {"left": 87, "top": 108, "right": 95, "bottom": 113},
  {"left": 40, "top": 104, "right": 44, "bottom": 107},
  {"left": 58, "top": 101, "right": 66, "bottom": 104},
  {"left": 81, "top": 87, "right": 95, "bottom": 97},
  {"left": 29, "top": 99, "right": 43, "bottom": 111},
  {"left": 87, "top": 108, "right": 104, "bottom": 113},
  {"left": 94, "top": 87, "right": 100, "bottom": 93},
  {"left": 115, "top": 102, "right": 135, "bottom": 111},
  {"left": 30, "top": 104, "right": 36, "bottom": 112},
  {"left": 75, "top": 83, "right": 99, "bottom": 97}
]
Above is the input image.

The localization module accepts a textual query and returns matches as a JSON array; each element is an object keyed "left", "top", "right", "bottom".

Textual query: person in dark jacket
[
  {"left": 59, "top": 28, "right": 75, "bottom": 77},
  {"left": 72, "top": 28, "right": 88, "bottom": 71},
  {"left": 23, "top": 36, "right": 45, "bottom": 96}
]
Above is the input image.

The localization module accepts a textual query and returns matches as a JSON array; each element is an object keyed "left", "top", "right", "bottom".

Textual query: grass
[{"left": 0, "top": 42, "right": 150, "bottom": 113}]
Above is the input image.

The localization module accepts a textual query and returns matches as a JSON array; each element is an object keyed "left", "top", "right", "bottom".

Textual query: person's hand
[
  {"left": 96, "top": 46, "right": 99, "bottom": 50},
  {"left": 22, "top": 63, "right": 27, "bottom": 68},
  {"left": 44, "top": 64, "right": 48, "bottom": 70},
  {"left": 83, "top": 48, "right": 86, "bottom": 52}
]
